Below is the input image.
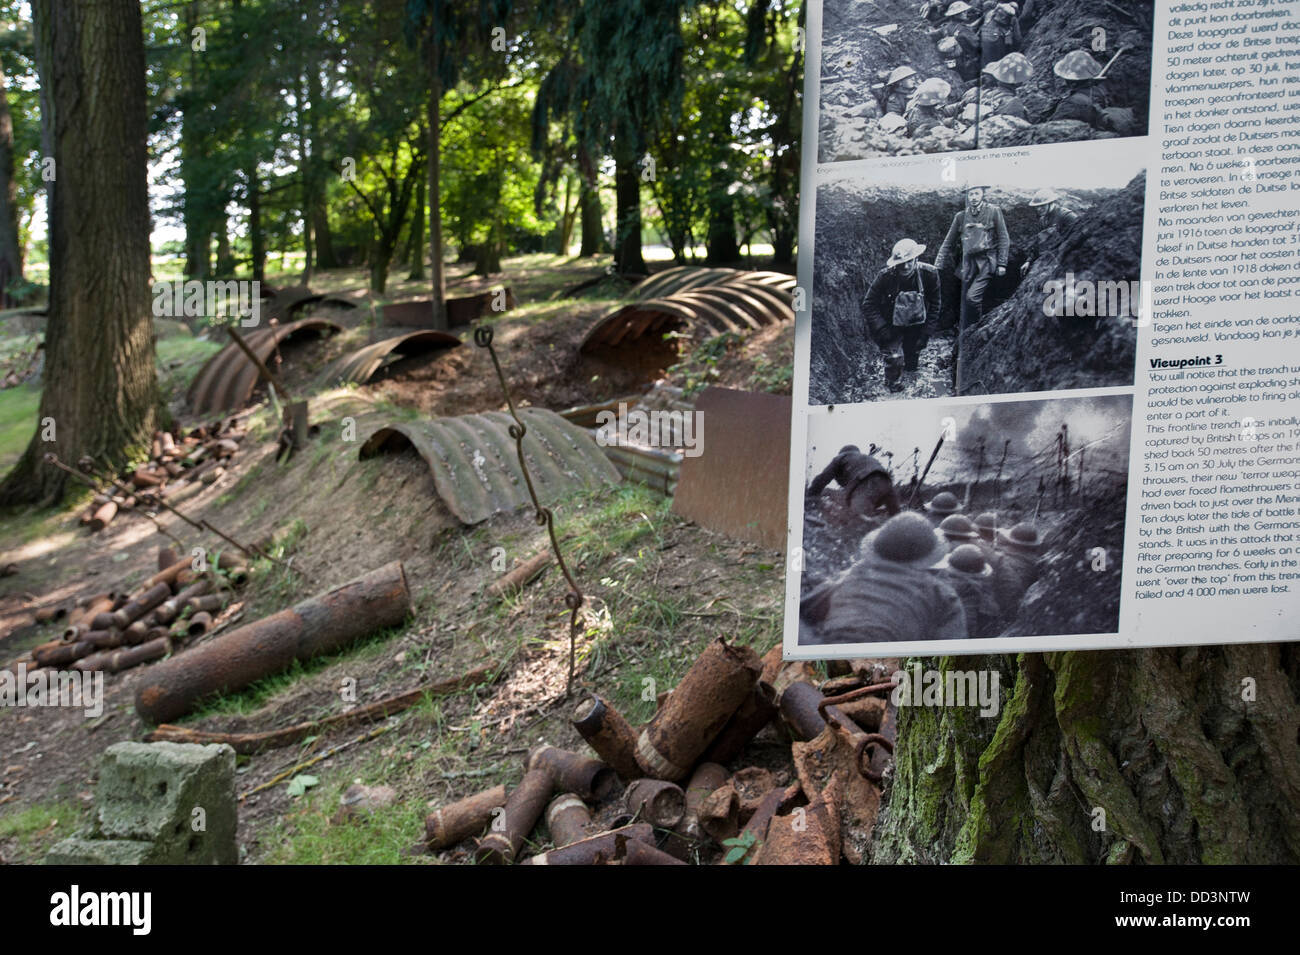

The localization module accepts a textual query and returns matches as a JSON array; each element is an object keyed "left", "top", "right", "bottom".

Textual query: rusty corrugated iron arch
[
  {"left": 322, "top": 330, "right": 462, "bottom": 386},
  {"left": 187, "top": 317, "right": 343, "bottom": 415},
  {"left": 358, "top": 408, "right": 621, "bottom": 525}
]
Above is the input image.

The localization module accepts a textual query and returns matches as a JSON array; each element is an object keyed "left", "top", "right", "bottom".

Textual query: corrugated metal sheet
[
  {"left": 381, "top": 289, "right": 516, "bottom": 328},
  {"left": 671, "top": 387, "right": 792, "bottom": 550},
  {"left": 580, "top": 277, "right": 793, "bottom": 352},
  {"left": 358, "top": 407, "right": 621, "bottom": 524},
  {"left": 631, "top": 266, "right": 797, "bottom": 300},
  {"left": 322, "top": 330, "right": 462, "bottom": 385},
  {"left": 187, "top": 318, "right": 343, "bottom": 415}
]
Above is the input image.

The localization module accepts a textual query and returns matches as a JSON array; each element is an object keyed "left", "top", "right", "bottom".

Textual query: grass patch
[
  {"left": 0, "top": 382, "right": 40, "bottom": 473},
  {"left": 0, "top": 802, "right": 84, "bottom": 864}
]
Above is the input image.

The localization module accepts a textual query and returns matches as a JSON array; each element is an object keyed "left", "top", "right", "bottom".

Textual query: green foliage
[{"left": 666, "top": 330, "right": 741, "bottom": 398}]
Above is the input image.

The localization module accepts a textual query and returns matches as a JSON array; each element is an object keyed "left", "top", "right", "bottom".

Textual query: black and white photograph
[
  {"left": 794, "top": 393, "right": 1131, "bottom": 652},
  {"left": 816, "top": 0, "right": 1155, "bottom": 162},
  {"left": 808, "top": 140, "right": 1144, "bottom": 404}
]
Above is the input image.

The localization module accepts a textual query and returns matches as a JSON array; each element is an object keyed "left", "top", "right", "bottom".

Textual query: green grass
[
  {"left": 0, "top": 802, "right": 85, "bottom": 863},
  {"left": 156, "top": 331, "right": 223, "bottom": 399},
  {"left": 0, "top": 381, "right": 40, "bottom": 473}
]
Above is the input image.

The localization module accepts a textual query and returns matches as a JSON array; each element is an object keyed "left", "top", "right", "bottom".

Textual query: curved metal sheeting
[
  {"left": 580, "top": 273, "right": 794, "bottom": 352},
  {"left": 358, "top": 407, "right": 621, "bottom": 525},
  {"left": 323, "top": 330, "right": 462, "bottom": 385},
  {"left": 187, "top": 318, "right": 343, "bottom": 415}
]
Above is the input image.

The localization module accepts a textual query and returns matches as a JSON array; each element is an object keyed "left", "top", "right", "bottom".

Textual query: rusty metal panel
[
  {"left": 381, "top": 289, "right": 514, "bottom": 328},
  {"left": 671, "top": 387, "right": 792, "bottom": 550},
  {"left": 187, "top": 317, "right": 343, "bottom": 415},
  {"left": 632, "top": 267, "right": 739, "bottom": 300},
  {"left": 358, "top": 407, "right": 620, "bottom": 524},
  {"left": 322, "top": 330, "right": 462, "bottom": 385}
]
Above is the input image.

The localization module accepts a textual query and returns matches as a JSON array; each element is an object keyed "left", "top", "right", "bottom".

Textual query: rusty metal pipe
[
  {"left": 572, "top": 695, "right": 641, "bottom": 781},
  {"left": 702, "top": 679, "right": 778, "bottom": 764},
  {"left": 154, "top": 580, "right": 212, "bottom": 626},
  {"left": 185, "top": 612, "right": 212, "bottom": 638},
  {"left": 527, "top": 745, "right": 618, "bottom": 802},
  {"left": 109, "top": 582, "right": 173, "bottom": 630},
  {"left": 83, "top": 630, "right": 123, "bottom": 650},
  {"left": 74, "top": 638, "right": 170, "bottom": 674},
  {"left": 677, "top": 762, "right": 727, "bottom": 843},
  {"left": 88, "top": 500, "right": 117, "bottom": 532},
  {"left": 622, "top": 839, "right": 688, "bottom": 865},
  {"left": 635, "top": 638, "right": 761, "bottom": 781},
  {"left": 187, "top": 593, "right": 225, "bottom": 615},
  {"left": 517, "top": 823, "right": 654, "bottom": 865},
  {"left": 32, "top": 639, "right": 94, "bottom": 667},
  {"left": 544, "top": 793, "right": 593, "bottom": 848},
  {"left": 780, "top": 680, "right": 862, "bottom": 741},
  {"left": 474, "top": 768, "right": 554, "bottom": 865},
  {"left": 624, "top": 779, "right": 686, "bottom": 828},
  {"left": 425, "top": 784, "right": 507, "bottom": 850},
  {"left": 135, "top": 561, "right": 411, "bottom": 723}
]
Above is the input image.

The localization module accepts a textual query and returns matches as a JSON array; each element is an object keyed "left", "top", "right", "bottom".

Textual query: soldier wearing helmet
[
  {"left": 992, "top": 521, "right": 1043, "bottom": 614},
  {"left": 862, "top": 238, "right": 942, "bottom": 390},
  {"left": 981, "top": 53, "right": 1031, "bottom": 122},
  {"left": 938, "top": 513, "right": 981, "bottom": 549},
  {"left": 941, "top": 2, "right": 984, "bottom": 83},
  {"left": 923, "top": 490, "right": 963, "bottom": 527},
  {"left": 981, "top": 2, "right": 1022, "bottom": 64},
  {"left": 905, "top": 77, "right": 953, "bottom": 137},
  {"left": 1021, "top": 189, "right": 1081, "bottom": 276},
  {"left": 935, "top": 543, "right": 1001, "bottom": 638},
  {"left": 806, "top": 444, "right": 901, "bottom": 522},
  {"left": 881, "top": 65, "right": 920, "bottom": 117},
  {"left": 801, "top": 512, "right": 969, "bottom": 644},
  {"left": 1049, "top": 50, "right": 1115, "bottom": 131},
  {"left": 934, "top": 185, "right": 1010, "bottom": 331}
]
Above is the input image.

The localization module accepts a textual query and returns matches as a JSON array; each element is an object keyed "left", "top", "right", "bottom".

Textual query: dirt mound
[{"left": 959, "top": 172, "right": 1143, "bottom": 396}]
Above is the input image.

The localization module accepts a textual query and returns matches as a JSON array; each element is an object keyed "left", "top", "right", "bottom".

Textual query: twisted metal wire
[{"left": 474, "top": 325, "right": 585, "bottom": 696}]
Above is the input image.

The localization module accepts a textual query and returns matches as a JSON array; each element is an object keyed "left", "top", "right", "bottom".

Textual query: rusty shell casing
[
  {"left": 635, "top": 638, "right": 761, "bottom": 782},
  {"left": 545, "top": 793, "right": 593, "bottom": 848},
  {"left": 123, "top": 621, "right": 150, "bottom": 645},
  {"left": 157, "top": 546, "right": 179, "bottom": 571},
  {"left": 517, "top": 823, "right": 654, "bottom": 866},
  {"left": 134, "top": 561, "right": 411, "bottom": 724},
  {"left": 676, "top": 762, "right": 728, "bottom": 842},
  {"left": 701, "top": 679, "right": 778, "bottom": 764},
  {"left": 32, "top": 639, "right": 94, "bottom": 668},
  {"left": 60, "top": 623, "right": 88, "bottom": 643},
  {"left": 425, "top": 784, "right": 508, "bottom": 850},
  {"left": 473, "top": 768, "right": 554, "bottom": 865},
  {"left": 624, "top": 778, "right": 686, "bottom": 828},
  {"left": 187, "top": 593, "right": 225, "bottom": 615},
  {"left": 698, "top": 784, "right": 741, "bottom": 842},
  {"left": 33, "top": 605, "right": 68, "bottom": 624},
  {"left": 90, "top": 611, "right": 117, "bottom": 631},
  {"left": 141, "top": 557, "right": 195, "bottom": 593},
  {"left": 92, "top": 638, "right": 170, "bottom": 674},
  {"left": 527, "top": 745, "right": 618, "bottom": 802},
  {"left": 778, "top": 681, "right": 831, "bottom": 741},
  {"left": 110, "top": 582, "right": 173, "bottom": 630},
  {"left": 70, "top": 594, "right": 115, "bottom": 630},
  {"left": 83, "top": 630, "right": 123, "bottom": 650},
  {"left": 572, "top": 695, "right": 642, "bottom": 780},
  {"left": 88, "top": 501, "right": 118, "bottom": 532},
  {"left": 186, "top": 612, "right": 213, "bottom": 638},
  {"left": 622, "top": 839, "right": 689, "bottom": 866},
  {"left": 154, "top": 580, "right": 212, "bottom": 626}
]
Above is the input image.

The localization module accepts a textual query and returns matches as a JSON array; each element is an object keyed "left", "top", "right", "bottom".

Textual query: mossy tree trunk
[{"left": 872, "top": 645, "right": 1300, "bottom": 864}]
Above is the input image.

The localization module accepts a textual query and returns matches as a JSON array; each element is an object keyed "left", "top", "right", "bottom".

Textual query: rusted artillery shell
[
  {"left": 701, "top": 679, "right": 778, "bottom": 764},
  {"left": 154, "top": 580, "right": 212, "bottom": 626},
  {"left": 545, "top": 793, "right": 593, "bottom": 848},
  {"left": 677, "top": 762, "right": 728, "bottom": 842},
  {"left": 187, "top": 593, "right": 225, "bottom": 615},
  {"left": 186, "top": 612, "right": 213, "bottom": 638},
  {"left": 624, "top": 779, "right": 686, "bottom": 828},
  {"left": 34, "top": 605, "right": 68, "bottom": 624},
  {"left": 622, "top": 839, "right": 688, "bottom": 866},
  {"left": 32, "top": 639, "right": 94, "bottom": 667},
  {"left": 74, "top": 638, "right": 170, "bottom": 674},
  {"left": 90, "top": 611, "right": 117, "bottom": 631},
  {"left": 779, "top": 681, "right": 828, "bottom": 741},
  {"left": 474, "top": 769, "right": 554, "bottom": 865},
  {"left": 518, "top": 823, "right": 654, "bottom": 865},
  {"left": 486, "top": 550, "right": 552, "bottom": 599},
  {"left": 84, "top": 630, "right": 122, "bottom": 650},
  {"left": 635, "top": 638, "right": 761, "bottom": 781},
  {"left": 158, "top": 546, "right": 179, "bottom": 571},
  {"left": 699, "top": 784, "right": 741, "bottom": 841},
  {"left": 425, "top": 784, "right": 508, "bottom": 850},
  {"left": 527, "top": 745, "right": 618, "bottom": 802},
  {"left": 88, "top": 501, "right": 117, "bottom": 532},
  {"left": 110, "top": 582, "right": 173, "bottom": 630},
  {"left": 70, "top": 594, "right": 115, "bottom": 629},
  {"left": 135, "top": 561, "right": 411, "bottom": 723},
  {"left": 142, "top": 558, "right": 194, "bottom": 593},
  {"left": 60, "top": 623, "right": 88, "bottom": 643},
  {"left": 753, "top": 775, "right": 843, "bottom": 866},
  {"left": 572, "top": 695, "right": 641, "bottom": 780},
  {"left": 123, "top": 621, "right": 150, "bottom": 645}
]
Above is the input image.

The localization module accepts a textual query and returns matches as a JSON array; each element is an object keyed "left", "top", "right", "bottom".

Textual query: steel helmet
[
  {"left": 998, "top": 522, "right": 1043, "bottom": 552},
  {"left": 1054, "top": 50, "right": 1103, "bottom": 81},
  {"left": 1028, "top": 188, "right": 1060, "bottom": 207},
  {"left": 990, "top": 52, "right": 1033, "bottom": 85},
  {"left": 939, "top": 514, "right": 981, "bottom": 540},
  {"left": 943, "top": 544, "right": 994, "bottom": 576},
  {"left": 887, "top": 65, "right": 919, "bottom": 86},
  {"left": 887, "top": 238, "right": 927, "bottom": 266},
  {"left": 912, "top": 77, "right": 952, "bottom": 106},
  {"left": 974, "top": 512, "right": 998, "bottom": 539},
  {"left": 868, "top": 512, "right": 948, "bottom": 566},
  {"left": 945, "top": 1, "right": 973, "bottom": 17},
  {"left": 925, "top": 491, "right": 962, "bottom": 515},
  {"left": 996, "top": 2, "right": 1018, "bottom": 16},
  {"left": 938, "top": 36, "right": 960, "bottom": 56}
]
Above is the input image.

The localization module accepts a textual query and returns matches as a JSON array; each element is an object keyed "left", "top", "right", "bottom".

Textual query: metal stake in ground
[{"left": 473, "top": 325, "right": 586, "bottom": 698}]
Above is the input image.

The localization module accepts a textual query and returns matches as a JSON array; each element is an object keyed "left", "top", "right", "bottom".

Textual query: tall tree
[
  {"left": 0, "top": 0, "right": 155, "bottom": 505},
  {"left": 0, "top": 56, "right": 24, "bottom": 306}
]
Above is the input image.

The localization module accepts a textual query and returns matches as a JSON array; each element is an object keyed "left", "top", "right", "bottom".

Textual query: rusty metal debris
[
  {"left": 580, "top": 283, "right": 793, "bottom": 353},
  {"left": 624, "top": 778, "right": 686, "bottom": 828},
  {"left": 426, "top": 784, "right": 508, "bottom": 850},
  {"left": 187, "top": 317, "right": 342, "bottom": 415},
  {"left": 474, "top": 767, "right": 554, "bottom": 864},
  {"left": 518, "top": 824, "right": 654, "bottom": 865},
  {"left": 527, "top": 745, "right": 618, "bottom": 802},
  {"left": 572, "top": 695, "right": 642, "bottom": 781},
  {"left": 671, "top": 387, "right": 792, "bottom": 550},
  {"left": 630, "top": 266, "right": 797, "bottom": 301},
  {"left": 134, "top": 560, "right": 411, "bottom": 724},
  {"left": 358, "top": 407, "right": 619, "bottom": 526},
  {"left": 380, "top": 289, "right": 515, "bottom": 328},
  {"left": 561, "top": 384, "right": 695, "bottom": 495},
  {"left": 545, "top": 793, "right": 594, "bottom": 848},
  {"left": 321, "top": 330, "right": 462, "bottom": 386}
]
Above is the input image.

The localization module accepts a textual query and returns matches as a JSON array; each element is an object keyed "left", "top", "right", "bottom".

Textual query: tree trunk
[
  {"left": 247, "top": 167, "right": 264, "bottom": 282},
  {"left": 613, "top": 145, "right": 645, "bottom": 276},
  {"left": 297, "top": 72, "right": 313, "bottom": 286},
  {"left": 313, "top": 202, "right": 338, "bottom": 271},
  {"left": 704, "top": 176, "right": 740, "bottom": 266},
  {"left": 872, "top": 646, "right": 1300, "bottom": 864},
  {"left": 0, "top": 59, "right": 24, "bottom": 307},
  {"left": 407, "top": 175, "right": 425, "bottom": 281},
  {"left": 215, "top": 219, "right": 235, "bottom": 276},
  {"left": 1, "top": 0, "right": 155, "bottom": 505},
  {"left": 426, "top": 37, "right": 448, "bottom": 330}
]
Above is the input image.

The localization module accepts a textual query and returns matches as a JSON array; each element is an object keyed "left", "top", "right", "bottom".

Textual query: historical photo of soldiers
[
  {"left": 816, "top": 0, "right": 1154, "bottom": 162},
  {"left": 794, "top": 393, "right": 1131, "bottom": 651},
  {"left": 807, "top": 142, "right": 1144, "bottom": 404}
]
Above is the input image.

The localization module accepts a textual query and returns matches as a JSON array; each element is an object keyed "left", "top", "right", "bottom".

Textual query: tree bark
[
  {"left": 613, "top": 144, "right": 645, "bottom": 276},
  {"left": 247, "top": 166, "right": 264, "bottom": 282},
  {"left": 1, "top": 0, "right": 156, "bottom": 505},
  {"left": 0, "top": 59, "right": 24, "bottom": 307},
  {"left": 406, "top": 174, "right": 425, "bottom": 281},
  {"left": 426, "top": 34, "right": 448, "bottom": 330},
  {"left": 872, "top": 646, "right": 1300, "bottom": 863}
]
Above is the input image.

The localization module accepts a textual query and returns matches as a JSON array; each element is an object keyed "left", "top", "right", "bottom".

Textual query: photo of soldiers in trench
[
  {"left": 809, "top": 151, "right": 1144, "bottom": 404},
  {"left": 817, "top": 0, "right": 1154, "bottom": 162},
  {"left": 797, "top": 393, "right": 1131, "bottom": 648}
]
